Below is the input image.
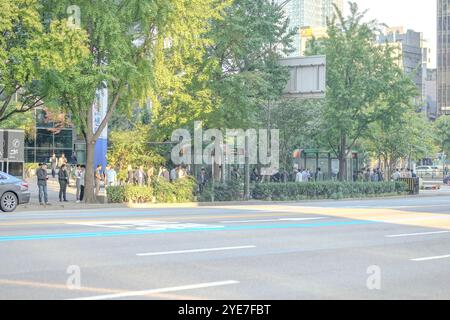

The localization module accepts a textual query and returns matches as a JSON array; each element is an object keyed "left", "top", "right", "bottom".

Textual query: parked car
[{"left": 0, "top": 172, "right": 31, "bottom": 212}]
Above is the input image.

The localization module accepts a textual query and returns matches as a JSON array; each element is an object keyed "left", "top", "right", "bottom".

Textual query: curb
[{"left": 15, "top": 192, "right": 450, "bottom": 213}]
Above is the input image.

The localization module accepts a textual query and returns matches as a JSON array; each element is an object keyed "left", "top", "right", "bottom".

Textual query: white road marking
[
  {"left": 386, "top": 231, "right": 450, "bottom": 238},
  {"left": 66, "top": 220, "right": 225, "bottom": 231},
  {"left": 372, "top": 215, "right": 450, "bottom": 223},
  {"left": 220, "top": 217, "right": 327, "bottom": 224},
  {"left": 411, "top": 255, "right": 450, "bottom": 262},
  {"left": 137, "top": 245, "right": 256, "bottom": 257},
  {"left": 70, "top": 280, "right": 240, "bottom": 300}
]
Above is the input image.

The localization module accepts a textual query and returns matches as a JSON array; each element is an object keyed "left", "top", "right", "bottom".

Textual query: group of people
[
  {"left": 36, "top": 161, "right": 87, "bottom": 205},
  {"left": 390, "top": 168, "right": 417, "bottom": 181},
  {"left": 123, "top": 165, "right": 189, "bottom": 187}
]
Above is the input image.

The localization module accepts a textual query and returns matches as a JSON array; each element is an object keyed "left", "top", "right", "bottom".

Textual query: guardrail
[{"left": 398, "top": 178, "right": 420, "bottom": 195}]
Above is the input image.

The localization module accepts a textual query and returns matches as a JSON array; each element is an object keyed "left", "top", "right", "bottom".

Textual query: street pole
[{"left": 211, "top": 154, "right": 215, "bottom": 203}]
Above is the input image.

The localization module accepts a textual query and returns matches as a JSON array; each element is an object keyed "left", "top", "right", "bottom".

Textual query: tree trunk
[
  {"left": 338, "top": 134, "right": 347, "bottom": 181},
  {"left": 84, "top": 105, "right": 97, "bottom": 204}
]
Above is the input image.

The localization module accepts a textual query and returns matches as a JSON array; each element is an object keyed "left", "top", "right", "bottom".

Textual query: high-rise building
[
  {"left": 426, "top": 69, "right": 438, "bottom": 120},
  {"left": 276, "top": 0, "right": 343, "bottom": 56},
  {"left": 438, "top": 0, "right": 450, "bottom": 115},
  {"left": 378, "top": 27, "right": 428, "bottom": 108}
]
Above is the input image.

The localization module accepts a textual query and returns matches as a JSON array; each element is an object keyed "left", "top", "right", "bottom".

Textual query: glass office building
[
  {"left": 24, "top": 109, "right": 84, "bottom": 164},
  {"left": 276, "top": 0, "right": 343, "bottom": 56}
]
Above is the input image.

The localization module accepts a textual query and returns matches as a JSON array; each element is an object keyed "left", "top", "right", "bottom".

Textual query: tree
[
  {"left": 365, "top": 111, "right": 437, "bottom": 177},
  {"left": 318, "top": 2, "right": 418, "bottom": 180},
  {"left": 268, "top": 99, "right": 324, "bottom": 171},
  {"left": 434, "top": 115, "right": 450, "bottom": 159},
  {"left": 44, "top": 0, "right": 224, "bottom": 203},
  {"left": 0, "top": 0, "right": 88, "bottom": 124},
  {"left": 205, "top": 0, "right": 295, "bottom": 130}
]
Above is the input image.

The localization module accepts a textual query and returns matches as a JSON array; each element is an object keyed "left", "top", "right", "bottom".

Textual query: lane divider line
[
  {"left": 386, "top": 231, "right": 450, "bottom": 238},
  {"left": 220, "top": 217, "right": 327, "bottom": 224},
  {"left": 137, "top": 245, "right": 256, "bottom": 257},
  {"left": 69, "top": 280, "right": 240, "bottom": 300},
  {"left": 411, "top": 255, "right": 450, "bottom": 262}
]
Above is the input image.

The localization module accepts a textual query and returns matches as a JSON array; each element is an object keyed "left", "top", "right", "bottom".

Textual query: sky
[{"left": 345, "top": 0, "right": 437, "bottom": 68}]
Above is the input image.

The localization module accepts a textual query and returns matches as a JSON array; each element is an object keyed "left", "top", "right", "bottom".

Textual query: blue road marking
[{"left": 0, "top": 220, "right": 376, "bottom": 243}]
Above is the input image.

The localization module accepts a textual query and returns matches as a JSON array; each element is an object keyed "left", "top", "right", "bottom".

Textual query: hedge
[
  {"left": 198, "top": 180, "right": 244, "bottom": 202},
  {"left": 108, "top": 180, "right": 408, "bottom": 204},
  {"left": 107, "top": 177, "right": 197, "bottom": 204},
  {"left": 252, "top": 181, "right": 408, "bottom": 201}
]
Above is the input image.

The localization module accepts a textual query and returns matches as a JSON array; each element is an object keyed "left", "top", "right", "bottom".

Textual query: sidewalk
[{"left": 22, "top": 176, "right": 109, "bottom": 210}]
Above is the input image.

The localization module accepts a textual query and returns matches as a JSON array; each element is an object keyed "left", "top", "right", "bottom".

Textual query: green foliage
[
  {"left": 0, "top": 0, "right": 89, "bottom": 123},
  {"left": 106, "top": 177, "right": 197, "bottom": 204},
  {"left": 152, "top": 177, "right": 197, "bottom": 203},
  {"left": 434, "top": 116, "right": 450, "bottom": 155},
  {"left": 198, "top": 180, "right": 244, "bottom": 202},
  {"left": 107, "top": 185, "right": 153, "bottom": 204},
  {"left": 309, "top": 2, "right": 418, "bottom": 180},
  {"left": 107, "top": 125, "right": 165, "bottom": 178},
  {"left": 252, "top": 181, "right": 408, "bottom": 201}
]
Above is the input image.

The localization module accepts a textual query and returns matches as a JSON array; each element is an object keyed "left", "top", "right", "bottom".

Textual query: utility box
[{"left": 0, "top": 129, "right": 25, "bottom": 178}]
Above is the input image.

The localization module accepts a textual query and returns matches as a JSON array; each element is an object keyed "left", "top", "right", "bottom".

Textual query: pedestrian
[
  {"left": 296, "top": 169, "right": 304, "bottom": 183},
  {"left": 197, "top": 168, "right": 208, "bottom": 193},
  {"left": 95, "top": 165, "right": 103, "bottom": 196},
  {"left": 147, "top": 165, "right": 154, "bottom": 186},
  {"left": 58, "top": 164, "right": 69, "bottom": 202},
  {"left": 36, "top": 163, "right": 50, "bottom": 205},
  {"left": 231, "top": 167, "right": 241, "bottom": 181},
  {"left": 444, "top": 166, "right": 449, "bottom": 176},
  {"left": 315, "top": 167, "right": 324, "bottom": 182},
  {"left": 105, "top": 165, "right": 117, "bottom": 187},
  {"left": 170, "top": 166, "right": 178, "bottom": 182},
  {"left": 126, "top": 165, "right": 134, "bottom": 185},
  {"left": 371, "top": 169, "right": 379, "bottom": 182},
  {"left": 50, "top": 153, "right": 57, "bottom": 178},
  {"left": 302, "top": 169, "right": 309, "bottom": 182},
  {"left": 392, "top": 169, "right": 401, "bottom": 181},
  {"left": 75, "top": 165, "right": 82, "bottom": 202},
  {"left": 79, "top": 165, "right": 86, "bottom": 202},
  {"left": 135, "top": 165, "right": 146, "bottom": 186},
  {"left": 58, "top": 153, "right": 67, "bottom": 169},
  {"left": 250, "top": 168, "right": 260, "bottom": 183}
]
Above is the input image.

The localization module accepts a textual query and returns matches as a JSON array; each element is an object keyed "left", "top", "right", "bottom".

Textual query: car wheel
[{"left": 0, "top": 192, "right": 18, "bottom": 212}]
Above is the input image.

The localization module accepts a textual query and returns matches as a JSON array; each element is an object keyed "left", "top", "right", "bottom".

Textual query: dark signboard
[
  {"left": 0, "top": 130, "right": 24, "bottom": 162},
  {"left": 0, "top": 130, "right": 4, "bottom": 160}
]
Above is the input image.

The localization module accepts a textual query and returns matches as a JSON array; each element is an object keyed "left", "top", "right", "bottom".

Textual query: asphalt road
[{"left": 1, "top": 196, "right": 450, "bottom": 300}]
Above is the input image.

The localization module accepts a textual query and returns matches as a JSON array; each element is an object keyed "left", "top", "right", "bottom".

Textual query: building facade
[
  {"left": 438, "top": 0, "right": 450, "bottom": 115},
  {"left": 24, "top": 108, "right": 86, "bottom": 164},
  {"left": 378, "top": 27, "right": 429, "bottom": 110},
  {"left": 276, "top": 0, "right": 343, "bottom": 57},
  {"left": 426, "top": 69, "right": 438, "bottom": 120}
]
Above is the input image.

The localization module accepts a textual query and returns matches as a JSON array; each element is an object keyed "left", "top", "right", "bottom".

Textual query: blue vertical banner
[{"left": 93, "top": 87, "right": 108, "bottom": 170}]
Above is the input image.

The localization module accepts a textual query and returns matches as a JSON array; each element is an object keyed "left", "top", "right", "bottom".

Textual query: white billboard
[{"left": 279, "top": 55, "right": 326, "bottom": 99}]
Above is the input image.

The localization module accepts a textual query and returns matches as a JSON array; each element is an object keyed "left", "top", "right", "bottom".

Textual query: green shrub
[
  {"left": 124, "top": 186, "right": 153, "bottom": 203},
  {"left": 107, "top": 186, "right": 126, "bottom": 203},
  {"left": 252, "top": 181, "right": 407, "bottom": 201},
  {"left": 199, "top": 180, "right": 244, "bottom": 202}
]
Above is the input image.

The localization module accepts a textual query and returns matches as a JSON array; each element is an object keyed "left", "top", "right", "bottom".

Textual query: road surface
[{"left": 1, "top": 196, "right": 450, "bottom": 300}]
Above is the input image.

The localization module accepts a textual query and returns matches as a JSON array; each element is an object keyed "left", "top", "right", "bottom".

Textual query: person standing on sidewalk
[
  {"left": 50, "top": 153, "right": 57, "bottom": 178},
  {"left": 79, "top": 165, "right": 86, "bottom": 202},
  {"left": 58, "top": 164, "right": 69, "bottom": 202},
  {"left": 95, "top": 165, "right": 103, "bottom": 196},
  {"left": 75, "top": 165, "right": 82, "bottom": 202},
  {"left": 37, "top": 163, "right": 50, "bottom": 205}
]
